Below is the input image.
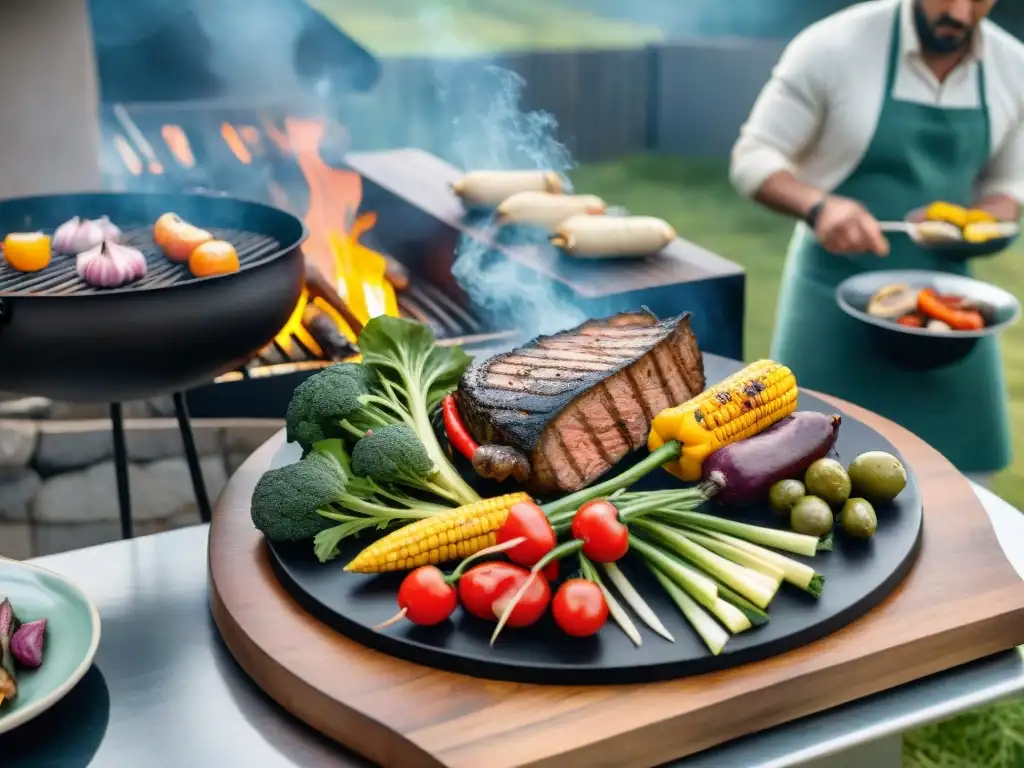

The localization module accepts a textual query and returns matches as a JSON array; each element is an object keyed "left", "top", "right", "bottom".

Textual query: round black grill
[{"left": 0, "top": 226, "right": 282, "bottom": 296}]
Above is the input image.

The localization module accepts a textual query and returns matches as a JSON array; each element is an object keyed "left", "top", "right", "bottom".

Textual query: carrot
[{"left": 917, "top": 289, "right": 984, "bottom": 331}]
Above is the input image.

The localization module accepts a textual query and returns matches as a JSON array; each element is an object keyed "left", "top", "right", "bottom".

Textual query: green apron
[{"left": 771, "top": 10, "right": 1011, "bottom": 473}]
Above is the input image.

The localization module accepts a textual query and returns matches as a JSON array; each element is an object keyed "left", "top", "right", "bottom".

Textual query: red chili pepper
[
  {"left": 571, "top": 500, "right": 630, "bottom": 563},
  {"left": 442, "top": 394, "right": 479, "bottom": 461},
  {"left": 917, "top": 289, "right": 985, "bottom": 331},
  {"left": 459, "top": 562, "right": 551, "bottom": 627},
  {"left": 552, "top": 579, "right": 608, "bottom": 637},
  {"left": 497, "top": 501, "right": 557, "bottom": 568}
]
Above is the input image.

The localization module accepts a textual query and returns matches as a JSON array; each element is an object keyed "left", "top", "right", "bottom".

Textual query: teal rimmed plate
[{"left": 0, "top": 558, "right": 101, "bottom": 734}]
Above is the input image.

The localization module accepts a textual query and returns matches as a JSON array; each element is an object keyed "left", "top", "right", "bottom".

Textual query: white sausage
[
  {"left": 551, "top": 215, "right": 677, "bottom": 258},
  {"left": 451, "top": 171, "right": 563, "bottom": 207},
  {"left": 496, "top": 192, "right": 606, "bottom": 231},
  {"left": 914, "top": 221, "right": 962, "bottom": 243}
]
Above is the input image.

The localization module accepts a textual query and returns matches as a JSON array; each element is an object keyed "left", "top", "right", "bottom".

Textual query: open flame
[
  {"left": 114, "top": 111, "right": 400, "bottom": 362},
  {"left": 269, "top": 118, "right": 398, "bottom": 359}
]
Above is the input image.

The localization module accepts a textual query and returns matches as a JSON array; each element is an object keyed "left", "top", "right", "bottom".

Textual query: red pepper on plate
[{"left": 442, "top": 394, "right": 479, "bottom": 461}]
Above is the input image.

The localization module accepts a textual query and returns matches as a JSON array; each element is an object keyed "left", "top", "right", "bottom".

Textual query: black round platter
[{"left": 267, "top": 355, "right": 924, "bottom": 685}]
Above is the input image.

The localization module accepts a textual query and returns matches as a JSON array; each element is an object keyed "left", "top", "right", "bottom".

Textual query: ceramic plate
[{"left": 0, "top": 558, "right": 101, "bottom": 734}]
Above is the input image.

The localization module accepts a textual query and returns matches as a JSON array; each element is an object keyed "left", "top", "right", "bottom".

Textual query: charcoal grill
[{"left": 0, "top": 190, "right": 307, "bottom": 539}]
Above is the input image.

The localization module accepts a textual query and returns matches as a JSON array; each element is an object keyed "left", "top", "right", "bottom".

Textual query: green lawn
[
  {"left": 305, "top": 0, "right": 665, "bottom": 55},
  {"left": 571, "top": 156, "right": 1024, "bottom": 767}
]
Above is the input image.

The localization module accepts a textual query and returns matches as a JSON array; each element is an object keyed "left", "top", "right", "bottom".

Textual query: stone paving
[{"left": 0, "top": 395, "right": 280, "bottom": 559}]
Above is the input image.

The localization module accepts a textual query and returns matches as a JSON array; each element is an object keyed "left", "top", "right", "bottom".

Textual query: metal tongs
[{"left": 878, "top": 220, "right": 1020, "bottom": 246}]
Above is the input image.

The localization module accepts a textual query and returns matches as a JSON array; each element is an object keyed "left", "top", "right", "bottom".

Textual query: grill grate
[{"left": 0, "top": 227, "right": 282, "bottom": 296}]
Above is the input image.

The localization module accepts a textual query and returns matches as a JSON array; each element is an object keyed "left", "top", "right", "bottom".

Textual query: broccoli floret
[
  {"left": 250, "top": 451, "right": 343, "bottom": 543},
  {"left": 350, "top": 423, "right": 457, "bottom": 502},
  {"left": 250, "top": 439, "right": 449, "bottom": 552},
  {"left": 285, "top": 363, "right": 388, "bottom": 450}
]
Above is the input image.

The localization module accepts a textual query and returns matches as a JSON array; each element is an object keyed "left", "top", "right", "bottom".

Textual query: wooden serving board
[{"left": 208, "top": 392, "right": 1024, "bottom": 768}]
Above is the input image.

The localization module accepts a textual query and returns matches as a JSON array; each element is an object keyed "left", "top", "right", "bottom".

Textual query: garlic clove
[
  {"left": 52, "top": 216, "right": 82, "bottom": 253},
  {"left": 70, "top": 219, "right": 105, "bottom": 254},
  {"left": 76, "top": 240, "right": 148, "bottom": 288}
]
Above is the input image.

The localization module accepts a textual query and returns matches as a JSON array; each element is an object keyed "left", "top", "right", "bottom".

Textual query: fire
[
  {"left": 269, "top": 118, "right": 398, "bottom": 359},
  {"left": 221, "top": 123, "right": 253, "bottom": 165},
  {"left": 161, "top": 125, "right": 195, "bottom": 168},
  {"left": 113, "top": 134, "right": 143, "bottom": 176}
]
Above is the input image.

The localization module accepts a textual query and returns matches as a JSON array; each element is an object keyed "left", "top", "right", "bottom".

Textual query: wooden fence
[{"left": 339, "top": 39, "right": 786, "bottom": 164}]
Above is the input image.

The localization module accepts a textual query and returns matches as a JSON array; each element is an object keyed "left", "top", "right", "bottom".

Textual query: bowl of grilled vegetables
[{"left": 836, "top": 269, "right": 1020, "bottom": 369}]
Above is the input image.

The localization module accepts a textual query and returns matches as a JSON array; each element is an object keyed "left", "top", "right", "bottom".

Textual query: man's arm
[
  {"left": 730, "top": 28, "right": 889, "bottom": 256},
  {"left": 975, "top": 118, "right": 1024, "bottom": 222}
]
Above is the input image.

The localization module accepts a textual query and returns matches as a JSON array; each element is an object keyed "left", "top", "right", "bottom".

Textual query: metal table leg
[
  {"left": 173, "top": 392, "right": 211, "bottom": 523},
  {"left": 110, "top": 403, "right": 133, "bottom": 539}
]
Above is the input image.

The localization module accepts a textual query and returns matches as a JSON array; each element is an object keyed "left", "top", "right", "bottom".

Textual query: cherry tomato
[
  {"left": 397, "top": 566, "right": 457, "bottom": 626},
  {"left": 497, "top": 501, "right": 557, "bottom": 567},
  {"left": 458, "top": 562, "right": 551, "bottom": 627},
  {"left": 552, "top": 579, "right": 608, "bottom": 637},
  {"left": 543, "top": 560, "right": 561, "bottom": 582},
  {"left": 571, "top": 500, "right": 629, "bottom": 563}
]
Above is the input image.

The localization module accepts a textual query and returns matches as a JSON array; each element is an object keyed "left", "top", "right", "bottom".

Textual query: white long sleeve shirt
[{"left": 730, "top": 0, "right": 1024, "bottom": 206}]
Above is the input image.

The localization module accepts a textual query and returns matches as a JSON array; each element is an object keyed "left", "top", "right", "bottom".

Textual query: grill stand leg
[
  {"left": 173, "top": 393, "right": 212, "bottom": 523},
  {"left": 110, "top": 403, "right": 133, "bottom": 540}
]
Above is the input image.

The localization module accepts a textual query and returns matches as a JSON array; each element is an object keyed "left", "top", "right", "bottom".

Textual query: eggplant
[{"left": 704, "top": 412, "right": 842, "bottom": 505}]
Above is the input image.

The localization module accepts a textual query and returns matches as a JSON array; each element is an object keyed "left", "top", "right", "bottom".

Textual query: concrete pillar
[{"left": 0, "top": 0, "right": 102, "bottom": 199}]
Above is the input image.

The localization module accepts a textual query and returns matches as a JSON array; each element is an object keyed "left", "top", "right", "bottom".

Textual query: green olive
[
  {"left": 790, "top": 495, "right": 834, "bottom": 537},
  {"left": 804, "top": 458, "right": 852, "bottom": 508},
  {"left": 769, "top": 479, "right": 806, "bottom": 518},
  {"left": 847, "top": 451, "right": 907, "bottom": 505},
  {"left": 840, "top": 498, "right": 878, "bottom": 539}
]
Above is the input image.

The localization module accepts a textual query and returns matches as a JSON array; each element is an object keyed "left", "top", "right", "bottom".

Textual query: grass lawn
[
  {"left": 305, "top": 0, "right": 665, "bottom": 55},
  {"left": 571, "top": 155, "right": 1024, "bottom": 767}
]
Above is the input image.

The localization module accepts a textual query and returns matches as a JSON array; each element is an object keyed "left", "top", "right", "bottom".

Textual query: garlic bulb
[
  {"left": 95, "top": 215, "right": 122, "bottom": 242},
  {"left": 53, "top": 216, "right": 120, "bottom": 253},
  {"left": 76, "top": 241, "right": 147, "bottom": 288}
]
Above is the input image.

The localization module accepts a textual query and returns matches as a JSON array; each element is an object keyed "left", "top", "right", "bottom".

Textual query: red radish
[
  {"left": 490, "top": 573, "right": 551, "bottom": 628},
  {"left": 571, "top": 500, "right": 629, "bottom": 562},
  {"left": 374, "top": 537, "right": 529, "bottom": 632},
  {"left": 458, "top": 562, "right": 532, "bottom": 622},
  {"left": 552, "top": 580, "right": 608, "bottom": 637},
  {"left": 497, "top": 501, "right": 557, "bottom": 567},
  {"left": 387, "top": 566, "right": 458, "bottom": 628}
]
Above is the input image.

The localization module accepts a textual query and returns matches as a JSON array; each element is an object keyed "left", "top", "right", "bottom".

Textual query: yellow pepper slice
[{"left": 2, "top": 233, "right": 52, "bottom": 272}]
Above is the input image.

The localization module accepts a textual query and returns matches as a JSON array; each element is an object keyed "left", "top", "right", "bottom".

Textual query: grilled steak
[{"left": 457, "top": 311, "right": 705, "bottom": 494}]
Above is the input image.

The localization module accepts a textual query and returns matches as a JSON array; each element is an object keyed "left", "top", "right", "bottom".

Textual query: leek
[
  {"left": 648, "top": 564, "right": 728, "bottom": 655},
  {"left": 680, "top": 528, "right": 787, "bottom": 582},
  {"left": 636, "top": 521, "right": 780, "bottom": 610},
  {"left": 698, "top": 529, "right": 824, "bottom": 597},
  {"left": 629, "top": 536, "right": 718, "bottom": 605},
  {"left": 601, "top": 562, "right": 675, "bottom": 642},
  {"left": 651, "top": 509, "right": 823, "bottom": 557},
  {"left": 580, "top": 556, "right": 642, "bottom": 647}
]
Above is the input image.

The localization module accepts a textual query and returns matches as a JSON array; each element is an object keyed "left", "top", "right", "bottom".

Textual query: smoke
[{"left": 399, "top": 7, "right": 586, "bottom": 340}]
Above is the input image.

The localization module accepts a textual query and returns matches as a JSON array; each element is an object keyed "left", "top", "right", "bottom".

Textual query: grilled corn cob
[
  {"left": 345, "top": 492, "right": 532, "bottom": 573},
  {"left": 648, "top": 360, "right": 798, "bottom": 481}
]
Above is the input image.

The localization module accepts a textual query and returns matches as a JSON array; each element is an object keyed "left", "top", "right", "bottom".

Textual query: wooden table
[{"left": 207, "top": 363, "right": 1024, "bottom": 768}]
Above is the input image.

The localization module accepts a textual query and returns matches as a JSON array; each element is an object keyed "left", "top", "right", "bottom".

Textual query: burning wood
[{"left": 303, "top": 304, "right": 357, "bottom": 361}]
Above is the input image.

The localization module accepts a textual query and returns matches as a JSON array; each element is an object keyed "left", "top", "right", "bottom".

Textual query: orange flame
[
  {"left": 113, "top": 134, "right": 142, "bottom": 176},
  {"left": 221, "top": 123, "right": 253, "bottom": 165},
  {"left": 161, "top": 124, "right": 195, "bottom": 168},
  {"left": 269, "top": 118, "right": 398, "bottom": 359}
]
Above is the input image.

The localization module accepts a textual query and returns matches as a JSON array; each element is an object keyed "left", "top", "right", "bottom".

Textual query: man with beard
[{"left": 731, "top": 0, "right": 1024, "bottom": 480}]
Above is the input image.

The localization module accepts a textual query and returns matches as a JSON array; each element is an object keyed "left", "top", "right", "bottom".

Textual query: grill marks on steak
[{"left": 457, "top": 311, "right": 705, "bottom": 494}]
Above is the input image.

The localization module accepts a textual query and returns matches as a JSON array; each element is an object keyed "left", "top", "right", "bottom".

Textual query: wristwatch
[{"left": 805, "top": 199, "right": 827, "bottom": 230}]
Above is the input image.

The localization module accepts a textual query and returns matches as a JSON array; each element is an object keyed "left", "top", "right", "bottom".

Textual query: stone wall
[{"left": 0, "top": 394, "right": 281, "bottom": 559}]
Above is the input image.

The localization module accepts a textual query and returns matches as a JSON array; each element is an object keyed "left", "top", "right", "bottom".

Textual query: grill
[
  {"left": 0, "top": 191, "right": 307, "bottom": 542},
  {"left": 0, "top": 227, "right": 281, "bottom": 296}
]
